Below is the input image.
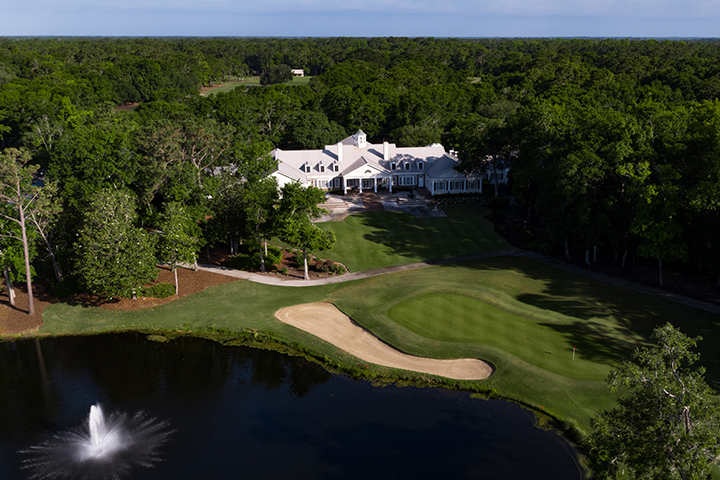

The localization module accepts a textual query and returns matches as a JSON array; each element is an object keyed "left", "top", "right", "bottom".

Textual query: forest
[{"left": 1, "top": 36, "right": 720, "bottom": 307}]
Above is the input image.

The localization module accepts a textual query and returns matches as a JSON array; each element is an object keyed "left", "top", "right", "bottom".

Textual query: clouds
[
  {"left": 2, "top": 0, "right": 719, "bottom": 36},
  {"left": 7, "top": 0, "right": 720, "bottom": 18}
]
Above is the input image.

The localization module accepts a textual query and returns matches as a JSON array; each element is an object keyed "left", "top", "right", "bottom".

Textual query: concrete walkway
[{"left": 198, "top": 249, "right": 720, "bottom": 315}]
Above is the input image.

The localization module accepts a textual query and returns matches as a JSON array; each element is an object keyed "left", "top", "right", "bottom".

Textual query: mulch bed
[
  {"left": 202, "top": 245, "right": 348, "bottom": 281},
  {"left": 0, "top": 245, "right": 347, "bottom": 336},
  {"left": 0, "top": 267, "right": 240, "bottom": 336}
]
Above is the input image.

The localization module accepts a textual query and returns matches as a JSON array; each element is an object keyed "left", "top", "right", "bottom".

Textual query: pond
[{"left": 0, "top": 334, "right": 584, "bottom": 479}]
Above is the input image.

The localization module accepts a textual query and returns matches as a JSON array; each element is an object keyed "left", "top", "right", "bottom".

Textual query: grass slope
[
  {"left": 38, "top": 255, "right": 720, "bottom": 434},
  {"left": 316, "top": 205, "right": 512, "bottom": 271},
  {"left": 202, "top": 76, "right": 312, "bottom": 95}
]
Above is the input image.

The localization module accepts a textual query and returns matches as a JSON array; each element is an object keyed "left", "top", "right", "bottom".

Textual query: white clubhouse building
[{"left": 270, "top": 130, "right": 482, "bottom": 196}]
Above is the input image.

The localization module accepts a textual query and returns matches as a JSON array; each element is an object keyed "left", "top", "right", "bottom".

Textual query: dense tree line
[{"left": 1, "top": 37, "right": 720, "bottom": 304}]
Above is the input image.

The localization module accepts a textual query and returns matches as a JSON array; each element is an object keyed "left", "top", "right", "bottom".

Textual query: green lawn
[
  {"left": 31, "top": 206, "right": 720, "bottom": 436},
  {"left": 201, "top": 76, "right": 312, "bottom": 95},
  {"left": 315, "top": 205, "right": 512, "bottom": 271},
  {"left": 36, "top": 255, "right": 720, "bottom": 435}
]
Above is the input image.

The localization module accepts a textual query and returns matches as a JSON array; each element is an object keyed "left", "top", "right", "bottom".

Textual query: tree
[
  {"left": 74, "top": 188, "right": 157, "bottom": 298},
  {"left": 284, "top": 111, "right": 346, "bottom": 150},
  {"left": 0, "top": 148, "right": 41, "bottom": 315},
  {"left": 28, "top": 180, "right": 64, "bottom": 282},
  {"left": 260, "top": 64, "right": 292, "bottom": 85},
  {"left": 157, "top": 202, "right": 200, "bottom": 296},
  {"left": 451, "top": 114, "right": 511, "bottom": 197},
  {"left": 588, "top": 323, "right": 720, "bottom": 480},
  {"left": 277, "top": 182, "right": 335, "bottom": 280},
  {"left": 242, "top": 177, "right": 279, "bottom": 273}
]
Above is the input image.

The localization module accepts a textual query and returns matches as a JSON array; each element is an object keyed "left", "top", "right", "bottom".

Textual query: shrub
[
  {"left": 50, "top": 277, "right": 81, "bottom": 297},
  {"left": 487, "top": 196, "right": 511, "bottom": 209},
  {"left": 315, "top": 259, "right": 346, "bottom": 275},
  {"left": 432, "top": 192, "right": 484, "bottom": 205},
  {"left": 138, "top": 282, "right": 176, "bottom": 298},
  {"left": 227, "top": 253, "right": 258, "bottom": 271},
  {"left": 265, "top": 245, "right": 282, "bottom": 267},
  {"left": 290, "top": 251, "right": 303, "bottom": 266},
  {"left": 228, "top": 245, "right": 283, "bottom": 272},
  {"left": 151, "top": 283, "right": 176, "bottom": 298}
]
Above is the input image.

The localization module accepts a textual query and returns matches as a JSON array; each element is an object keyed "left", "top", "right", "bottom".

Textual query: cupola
[{"left": 353, "top": 130, "right": 367, "bottom": 149}]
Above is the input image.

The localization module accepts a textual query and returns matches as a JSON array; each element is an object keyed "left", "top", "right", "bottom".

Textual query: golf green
[{"left": 389, "top": 292, "right": 616, "bottom": 380}]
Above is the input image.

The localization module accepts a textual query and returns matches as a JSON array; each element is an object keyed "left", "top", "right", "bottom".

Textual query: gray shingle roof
[{"left": 272, "top": 136, "right": 458, "bottom": 182}]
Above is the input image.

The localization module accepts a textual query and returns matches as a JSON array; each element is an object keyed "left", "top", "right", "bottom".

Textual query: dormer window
[
  {"left": 404, "top": 162, "right": 410, "bottom": 170},
  {"left": 418, "top": 162, "right": 424, "bottom": 170},
  {"left": 391, "top": 163, "right": 397, "bottom": 171},
  {"left": 333, "top": 163, "right": 339, "bottom": 172},
  {"left": 319, "top": 163, "right": 325, "bottom": 173}
]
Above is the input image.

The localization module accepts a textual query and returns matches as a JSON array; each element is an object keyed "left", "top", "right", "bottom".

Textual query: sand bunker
[{"left": 274, "top": 302, "right": 493, "bottom": 380}]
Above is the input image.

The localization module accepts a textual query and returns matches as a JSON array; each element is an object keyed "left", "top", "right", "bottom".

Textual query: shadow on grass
[
  {"left": 353, "top": 206, "right": 507, "bottom": 263},
  {"left": 440, "top": 257, "right": 720, "bottom": 389}
]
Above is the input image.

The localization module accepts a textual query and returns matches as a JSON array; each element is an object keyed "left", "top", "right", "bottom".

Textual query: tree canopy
[
  {"left": 2, "top": 36, "right": 720, "bottom": 295},
  {"left": 588, "top": 323, "right": 720, "bottom": 480}
]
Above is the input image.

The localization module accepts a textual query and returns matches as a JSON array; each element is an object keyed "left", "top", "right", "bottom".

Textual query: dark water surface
[{"left": 0, "top": 334, "right": 584, "bottom": 479}]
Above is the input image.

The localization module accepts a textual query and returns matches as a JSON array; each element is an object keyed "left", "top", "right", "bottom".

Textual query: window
[
  {"left": 319, "top": 164, "right": 325, "bottom": 173},
  {"left": 333, "top": 164, "right": 339, "bottom": 172},
  {"left": 334, "top": 178, "right": 340, "bottom": 188},
  {"left": 404, "top": 162, "right": 410, "bottom": 170},
  {"left": 316, "top": 179, "right": 328, "bottom": 188},
  {"left": 418, "top": 162, "right": 424, "bottom": 170},
  {"left": 391, "top": 163, "right": 397, "bottom": 171},
  {"left": 400, "top": 176, "right": 416, "bottom": 186},
  {"left": 450, "top": 180, "right": 465, "bottom": 191}
]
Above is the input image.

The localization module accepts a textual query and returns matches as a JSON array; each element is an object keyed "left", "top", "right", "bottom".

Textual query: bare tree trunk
[
  {"left": 593, "top": 246, "right": 598, "bottom": 262},
  {"left": 19, "top": 205, "right": 34, "bottom": 316},
  {"left": 585, "top": 249, "right": 590, "bottom": 265},
  {"left": 35, "top": 225, "right": 63, "bottom": 281},
  {"left": 303, "top": 246, "right": 309, "bottom": 280},
  {"left": 621, "top": 250, "right": 628, "bottom": 268},
  {"left": 658, "top": 257, "right": 664, "bottom": 287},
  {"left": 173, "top": 265, "right": 179, "bottom": 296},
  {"left": 526, "top": 200, "right": 532, "bottom": 223},
  {"left": 564, "top": 237, "right": 570, "bottom": 260},
  {"left": 4, "top": 267, "right": 15, "bottom": 307},
  {"left": 259, "top": 240, "right": 266, "bottom": 273}
]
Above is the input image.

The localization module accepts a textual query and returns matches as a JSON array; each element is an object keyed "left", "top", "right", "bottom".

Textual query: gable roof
[{"left": 271, "top": 135, "right": 460, "bottom": 182}]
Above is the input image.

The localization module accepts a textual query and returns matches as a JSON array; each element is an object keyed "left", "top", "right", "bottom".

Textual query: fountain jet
[{"left": 21, "top": 404, "right": 172, "bottom": 479}]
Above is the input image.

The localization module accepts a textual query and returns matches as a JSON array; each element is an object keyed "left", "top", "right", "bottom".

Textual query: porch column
[
  {"left": 373, "top": 177, "right": 377, "bottom": 193},
  {"left": 389, "top": 176, "right": 393, "bottom": 193},
  {"left": 343, "top": 177, "right": 347, "bottom": 195},
  {"left": 359, "top": 179, "right": 363, "bottom": 193}
]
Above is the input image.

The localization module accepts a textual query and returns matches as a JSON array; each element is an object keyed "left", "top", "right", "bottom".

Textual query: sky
[{"left": 1, "top": 0, "right": 719, "bottom": 38}]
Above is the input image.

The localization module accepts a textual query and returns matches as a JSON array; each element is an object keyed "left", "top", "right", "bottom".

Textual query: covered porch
[{"left": 342, "top": 175, "right": 393, "bottom": 194}]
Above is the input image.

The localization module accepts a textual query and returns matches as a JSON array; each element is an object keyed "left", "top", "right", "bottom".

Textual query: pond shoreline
[{"left": 3, "top": 324, "right": 589, "bottom": 477}]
